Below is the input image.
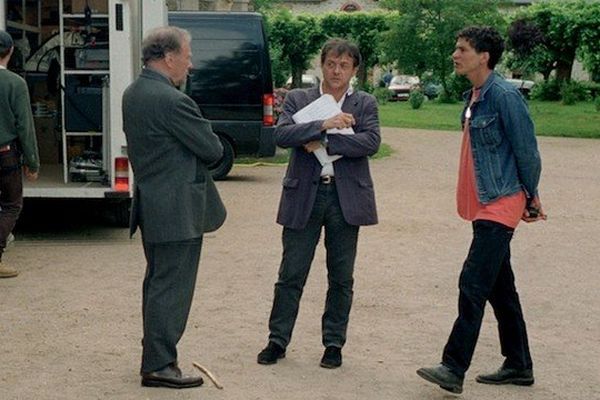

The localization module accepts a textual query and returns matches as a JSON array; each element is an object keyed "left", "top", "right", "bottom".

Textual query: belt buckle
[{"left": 321, "top": 175, "right": 332, "bottom": 184}]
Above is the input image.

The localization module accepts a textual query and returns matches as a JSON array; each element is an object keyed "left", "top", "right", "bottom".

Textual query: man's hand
[
  {"left": 303, "top": 140, "right": 322, "bottom": 153},
  {"left": 24, "top": 166, "right": 39, "bottom": 181},
  {"left": 522, "top": 196, "right": 546, "bottom": 223},
  {"left": 322, "top": 112, "right": 355, "bottom": 131}
]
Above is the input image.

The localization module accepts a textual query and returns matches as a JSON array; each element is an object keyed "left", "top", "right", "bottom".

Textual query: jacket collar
[
  {"left": 140, "top": 67, "right": 175, "bottom": 87},
  {"left": 462, "top": 71, "right": 499, "bottom": 103}
]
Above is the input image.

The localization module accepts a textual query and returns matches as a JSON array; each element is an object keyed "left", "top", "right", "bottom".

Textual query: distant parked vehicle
[
  {"left": 285, "top": 74, "right": 321, "bottom": 89},
  {"left": 388, "top": 75, "right": 420, "bottom": 101},
  {"left": 506, "top": 77, "right": 535, "bottom": 98}
]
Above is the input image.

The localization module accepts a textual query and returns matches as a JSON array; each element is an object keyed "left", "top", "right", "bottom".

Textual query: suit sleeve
[
  {"left": 168, "top": 95, "right": 223, "bottom": 165},
  {"left": 326, "top": 95, "right": 381, "bottom": 158},
  {"left": 275, "top": 91, "right": 325, "bottom": 148}
]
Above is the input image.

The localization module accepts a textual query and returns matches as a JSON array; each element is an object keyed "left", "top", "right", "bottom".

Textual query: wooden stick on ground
[{"left": 192, "top": 362, "right": 224, "bottom": 389}]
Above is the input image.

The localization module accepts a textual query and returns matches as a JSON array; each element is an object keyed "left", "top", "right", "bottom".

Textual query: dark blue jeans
[
  {"left": 442, "top": 219, "right": 532, "bottom": 377},
  {"left": 0, "top": 144, "right": 23, "bottom": 260},
  {"left": 268, "top": 183, "right": 359, "bottom": 349}
]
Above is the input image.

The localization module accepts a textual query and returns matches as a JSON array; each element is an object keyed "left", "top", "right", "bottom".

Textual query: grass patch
[
  {"left": 379, "top": 100, "right": 600, "bottom": 139},
  {"left": 371, "top": 142, "right": 393, "bottom": 160}
]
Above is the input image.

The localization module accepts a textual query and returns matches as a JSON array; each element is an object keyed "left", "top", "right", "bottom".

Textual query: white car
[{"left": 506, "top": 78, "right": 535, "bottom": 97}]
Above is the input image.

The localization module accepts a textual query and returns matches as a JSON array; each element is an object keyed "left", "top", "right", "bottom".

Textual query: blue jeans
[
  {"left": 268, "top": 183, "right": 359, "bottom": 349},
  {"left": 442, "top": 220, "right": 533, "bottom": 377}
]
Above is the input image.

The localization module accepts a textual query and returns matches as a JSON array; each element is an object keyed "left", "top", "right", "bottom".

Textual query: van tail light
[
  {"left": 263, "top": 93, "right": 274, "bottom": 126},
  {"left": 114, "top": 157, "right": 130, "bottom": 192}
]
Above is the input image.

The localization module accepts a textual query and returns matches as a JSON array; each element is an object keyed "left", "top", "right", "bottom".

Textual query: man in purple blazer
[{"left": 258, "top": 38, "right": 381, "bottom": 369}]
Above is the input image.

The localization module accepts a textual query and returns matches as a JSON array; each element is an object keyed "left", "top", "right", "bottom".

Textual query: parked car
[
  {"left": 423, "top": 82, "right": 442, "bottom": 100},
  {"left": 506, "top": 77, "right": 535, "bottom": 98},
  {"left": 388, "top": 75, "right": 420, "bottom": 101},
  {"left": 285, "top": 74, "right": 321, "bottom": 89}
]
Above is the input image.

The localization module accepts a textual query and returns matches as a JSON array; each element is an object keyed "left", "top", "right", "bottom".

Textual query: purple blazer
[{"left": 275, "top": 87, "right": 381, "bottom": 229}]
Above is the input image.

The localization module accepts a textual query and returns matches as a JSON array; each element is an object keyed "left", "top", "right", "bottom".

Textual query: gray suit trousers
[{"left": 141, "top": 237, "right": 203, "bottom": 373}]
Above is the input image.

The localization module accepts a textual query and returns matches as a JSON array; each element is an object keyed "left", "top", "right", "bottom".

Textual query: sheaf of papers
[{"left": 292, "top": 94, "right": 354, "bottom": 165}]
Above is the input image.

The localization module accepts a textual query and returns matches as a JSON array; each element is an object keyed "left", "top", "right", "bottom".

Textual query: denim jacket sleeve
[{"left": 496, "top": 90, "right": 541, "bottom": 199}]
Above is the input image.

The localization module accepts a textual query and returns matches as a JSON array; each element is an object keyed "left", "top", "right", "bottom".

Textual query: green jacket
[{"left": 0, "top": 68, "right": 39, "bottom": 172}]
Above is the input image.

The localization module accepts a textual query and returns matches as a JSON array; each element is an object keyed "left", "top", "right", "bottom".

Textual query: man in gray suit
[
  {"left": 122, "top": 26, "right": 226, "bottom": 389},
  {"left": 257, "top": 38, "right": 380, "bottom": 369}
]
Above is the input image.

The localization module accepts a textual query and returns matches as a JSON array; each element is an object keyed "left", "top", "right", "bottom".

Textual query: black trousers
[
  {"left": 0, "top": 145, "right": 23, "bottom": 260},
  {"left": 442, "top": 220, "right": 532, "bottom": 377},
  {"left": 140, "top": 237, "right": 203, "bottom": 373},
  {"left": 267, "top": 183, "right": 359, "bottom": 349}
]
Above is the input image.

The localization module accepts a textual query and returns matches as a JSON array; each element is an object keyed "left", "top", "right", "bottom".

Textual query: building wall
[{"left": 281, "top": 0, "right": 379, "bottom": 13}]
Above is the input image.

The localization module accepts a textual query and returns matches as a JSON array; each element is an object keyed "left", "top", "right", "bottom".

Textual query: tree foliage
[
  {"left": 507, "top": 0, "right": 593, "bottom": 82},
  {"left": 579, "top": 2, "right": 600, "bottom": 82},
  {"left": 320, "top": 12, "right": 392, "bottom": 90},
  {"left": 378, "top": 0, "right": 505, "bottom": 94},
  {"left": 266, "top": 9, "right": 326, "bottom": 89}
]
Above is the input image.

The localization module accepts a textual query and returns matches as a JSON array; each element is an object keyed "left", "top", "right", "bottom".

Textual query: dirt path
[{"left": 2, "top": 128, "right": 599, "bottom": 400}]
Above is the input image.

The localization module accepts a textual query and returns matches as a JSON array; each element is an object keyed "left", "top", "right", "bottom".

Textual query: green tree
[
  {"left": 379, "top": 0, "right": 505, "bottom": 95},
  {"left": 267, "top": 9, "right": 326, "bottom": 89},
  {"left": 320, "top": 12, "right": 392, "bottom": 90},
  {"left": 507, "top": 0, "right": 587, "bottom": 82},
  {"left": 579, "top": 2, "right": 600, "bottom": 82}
]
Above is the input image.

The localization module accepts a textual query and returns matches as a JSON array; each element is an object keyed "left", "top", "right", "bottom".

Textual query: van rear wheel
[{"left": 210, "top": 136, "right": 234, "bottom": 181}]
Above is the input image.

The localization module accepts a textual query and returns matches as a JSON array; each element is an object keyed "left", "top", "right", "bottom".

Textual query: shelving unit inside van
[{"left": 59, "top": 0, "right": 109, "bottom": 184}]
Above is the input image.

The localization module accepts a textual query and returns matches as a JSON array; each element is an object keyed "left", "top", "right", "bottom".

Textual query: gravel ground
[{"left": 1, "top": 128, "right": 599, "bottom": 400}]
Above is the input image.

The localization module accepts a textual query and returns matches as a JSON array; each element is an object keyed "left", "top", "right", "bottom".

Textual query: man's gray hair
[{"left": 142, "top": 26, "right": 191, "bottom": 65}]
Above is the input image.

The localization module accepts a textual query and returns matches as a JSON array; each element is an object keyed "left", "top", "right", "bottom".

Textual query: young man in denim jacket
[{"left": 417, "top": 26, "right": 546, "bottom": 394}]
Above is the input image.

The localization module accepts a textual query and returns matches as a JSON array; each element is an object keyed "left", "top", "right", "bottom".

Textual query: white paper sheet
[{"left": 292, "top": 94, "right": 354, "bottom": 165}]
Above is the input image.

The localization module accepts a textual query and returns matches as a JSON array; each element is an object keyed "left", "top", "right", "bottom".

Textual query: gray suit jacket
[
  {"left": 275, "top": 88, "right": 380, "bottom": 229},
  {"left": 122, "top": 68, "right": 226, "bottom": 243}
]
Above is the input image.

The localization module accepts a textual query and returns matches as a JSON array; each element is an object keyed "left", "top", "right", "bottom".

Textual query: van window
[{"left": 176, "top": 19, "right": 264, "bottom": 105}]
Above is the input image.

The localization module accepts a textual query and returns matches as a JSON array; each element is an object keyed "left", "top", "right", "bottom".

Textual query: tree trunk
[
  {"left": 357, "top": 64, "right": 368, "bottom": 89},
  {"left": 555, "top": 60, "right": 573, "bottom": 82},
  {"left": 291, "top": 67, "right": 303, "bottom": 89}
]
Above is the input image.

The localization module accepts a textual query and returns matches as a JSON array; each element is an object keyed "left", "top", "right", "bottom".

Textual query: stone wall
[
  {"left": 167, "top": 0, "right": 250, "bottom": 11},
  {"left": 281, "top": 0, "right": 380, "bottom": 14}
]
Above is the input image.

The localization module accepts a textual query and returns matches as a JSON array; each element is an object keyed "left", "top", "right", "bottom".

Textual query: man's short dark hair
[
  {"left": 456, "top": 26, "right": 505, "bottom": 70},
  {"left": 142, "top": 26, "right": 191, "bottom": 65},
  {"left": 0, "top": 30, "right": 14, "bottom": 59},
  {"left": 320, "top": 38, "right": 361, "bottom": 68}
]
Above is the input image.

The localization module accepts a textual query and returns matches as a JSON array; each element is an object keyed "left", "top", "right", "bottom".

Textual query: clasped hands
[
  {"left": 522, "top": 196, "right": 547, "bottom": 223},
  {"left": 304, "top": 112, "right": 355, "bottom": 153}
]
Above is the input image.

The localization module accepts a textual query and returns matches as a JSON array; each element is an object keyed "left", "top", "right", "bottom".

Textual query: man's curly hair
[{"left": 457, "top": 26, "right": 505, "bottom": 70}]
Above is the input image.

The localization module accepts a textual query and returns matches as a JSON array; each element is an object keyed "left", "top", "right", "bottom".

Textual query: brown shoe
[{"left": 0, "top": 263, "right": 19, "bottom": 278}]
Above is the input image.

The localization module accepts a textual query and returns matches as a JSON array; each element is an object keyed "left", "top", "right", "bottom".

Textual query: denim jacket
[{"left": 461, "top": 72, "right": 541, "bottom": 204}]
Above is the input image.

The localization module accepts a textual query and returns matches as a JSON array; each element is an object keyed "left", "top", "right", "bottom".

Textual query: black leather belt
[{"left": 320, "top": 175, "right": 334, "bottom": 184}]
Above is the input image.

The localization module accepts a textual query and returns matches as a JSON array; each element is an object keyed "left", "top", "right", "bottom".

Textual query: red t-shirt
[{"left": 456, "top": 88, "right": 526, "bottom": 229}]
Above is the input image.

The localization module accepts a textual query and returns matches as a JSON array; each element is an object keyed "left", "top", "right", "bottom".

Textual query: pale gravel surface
[{"left": 1, "top": 128, "right": 599, "bottom": 400}]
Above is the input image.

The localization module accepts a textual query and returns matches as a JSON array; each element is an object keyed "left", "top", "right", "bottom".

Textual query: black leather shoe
[
  {"left": 257, "top": 342, "right": 286, "bottom": 365},
  {"left": 141, "top": 363, "right": 204, "bottom": 389},
  {"left": 417, "top": 364, "right": 463, "bottom": 394},
  {"left": 320, "top": 346, "right": 342, "bottom": 369},
  {"left": 476, "top": 366, "right": 534, "bottom": 386}
]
